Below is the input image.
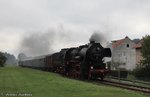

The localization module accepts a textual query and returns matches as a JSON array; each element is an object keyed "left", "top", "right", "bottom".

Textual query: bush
[
  {"left": 0, "top": 52, "right": 6, "bottom": 67},
  {"left": 133, "top": 66, "right": 150, "bottom": 80}
]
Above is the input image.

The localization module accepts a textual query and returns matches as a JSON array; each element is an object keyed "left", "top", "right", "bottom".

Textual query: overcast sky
[{"left": 0, "top": 0, "right": 150, "bottom": 57}]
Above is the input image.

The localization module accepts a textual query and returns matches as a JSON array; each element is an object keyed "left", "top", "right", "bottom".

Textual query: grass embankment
[{"left": 0, "top": 66, "right": 149, "bottom": 97}]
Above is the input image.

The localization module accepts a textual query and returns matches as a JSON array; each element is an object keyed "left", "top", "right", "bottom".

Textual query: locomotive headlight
[
  {"left": 90, "top": 66, "right": 93, "bottom": 69},
  {"left": 97, "top": 47, "right": 100, "bottom": 51},
  {"left": 106, "top": 66, "right": 108, "bottom": 69}
]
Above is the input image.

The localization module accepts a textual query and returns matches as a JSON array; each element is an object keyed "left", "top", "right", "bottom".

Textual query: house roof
[
  {"left": 132, "top": 39, "right": 142, "bottom": 49},
  {"left": 112, "top": 36, "right": 142, "bottom": 49},
  {"left": 133, "top": 42, "right": 142, "bottom": 49},
  {"left": 112, "top": 36, "right": 128, "bottom": 48}
]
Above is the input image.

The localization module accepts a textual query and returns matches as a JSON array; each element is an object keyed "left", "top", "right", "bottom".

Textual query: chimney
[{"left": 125, "top": 36, "right": 128, "bottom": 38}]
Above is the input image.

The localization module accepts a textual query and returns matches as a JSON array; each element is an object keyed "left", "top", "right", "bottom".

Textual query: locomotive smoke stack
[{"left": 90, "top": 40, "right": 95, "bottom": 44}]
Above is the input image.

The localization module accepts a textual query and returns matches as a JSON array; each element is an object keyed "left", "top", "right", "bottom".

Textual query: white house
[{"left": 107, "top": 36, "right": 137, "bottom": 70}]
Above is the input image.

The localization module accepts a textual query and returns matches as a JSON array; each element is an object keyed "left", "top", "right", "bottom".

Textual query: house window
[{"left": 126, "top": 44, "right": 129, "bottom": 48}]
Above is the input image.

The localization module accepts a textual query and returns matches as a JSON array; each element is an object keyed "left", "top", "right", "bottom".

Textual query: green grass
[{"left": 0, "top": 67, "right": 149, "bottom": 97}]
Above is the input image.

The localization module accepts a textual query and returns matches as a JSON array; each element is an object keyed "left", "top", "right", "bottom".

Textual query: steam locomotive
[{"left": 19, "top": 41, "right": 111, "bottom": 80}]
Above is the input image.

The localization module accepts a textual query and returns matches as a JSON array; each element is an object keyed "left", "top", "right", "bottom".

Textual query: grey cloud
[{"left": 0, "top": 0, "right": 150, "bottom": 56}]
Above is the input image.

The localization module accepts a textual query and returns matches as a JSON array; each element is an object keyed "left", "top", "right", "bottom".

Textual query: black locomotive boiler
[{"left": 19, "top": 41, "right": 111, "bottom": 80}]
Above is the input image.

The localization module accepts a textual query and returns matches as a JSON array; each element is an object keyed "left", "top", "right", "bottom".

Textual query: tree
[
  {"left": 0, "top": 52, "right": 7, "bottom": 67},
  {"left": 134, "top": 35, "right": 150, "bottom": 80},
  {"left": 3, "top": 52, "right": 17, "bottom": 65},
  {"left": 141, "top": 35, "right": 150, "bottom": 67}
]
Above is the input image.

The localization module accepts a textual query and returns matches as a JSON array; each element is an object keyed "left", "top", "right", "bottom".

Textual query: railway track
[
  {"left": 59, "top": 75, "right": 150, "bottom": 94},
  {"left": 100, "top": 79, "right": 150, "bottom": 94}
]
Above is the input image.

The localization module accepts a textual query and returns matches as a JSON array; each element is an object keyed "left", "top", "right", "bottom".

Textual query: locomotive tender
[{"left": 19, "top": 41, "right": 111, "bottom": 80}]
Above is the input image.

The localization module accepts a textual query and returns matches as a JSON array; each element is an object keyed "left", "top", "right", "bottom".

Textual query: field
[{"left": 0, "top": 66, "right": 149, "bottom": 97}]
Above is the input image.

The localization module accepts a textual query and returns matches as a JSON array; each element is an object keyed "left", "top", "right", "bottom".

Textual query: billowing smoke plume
[
  {"left": 20, "top": 31, "right": 55, "bottom": 56},
  {"left": 89, "top": 31, "right": 107, "bottom": 46},
  {"left": 19, "top": 26, "right": 108, "bottom": 57},
  {"left": 19, "top": 26, "right": 73, "bottom": 57}
]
